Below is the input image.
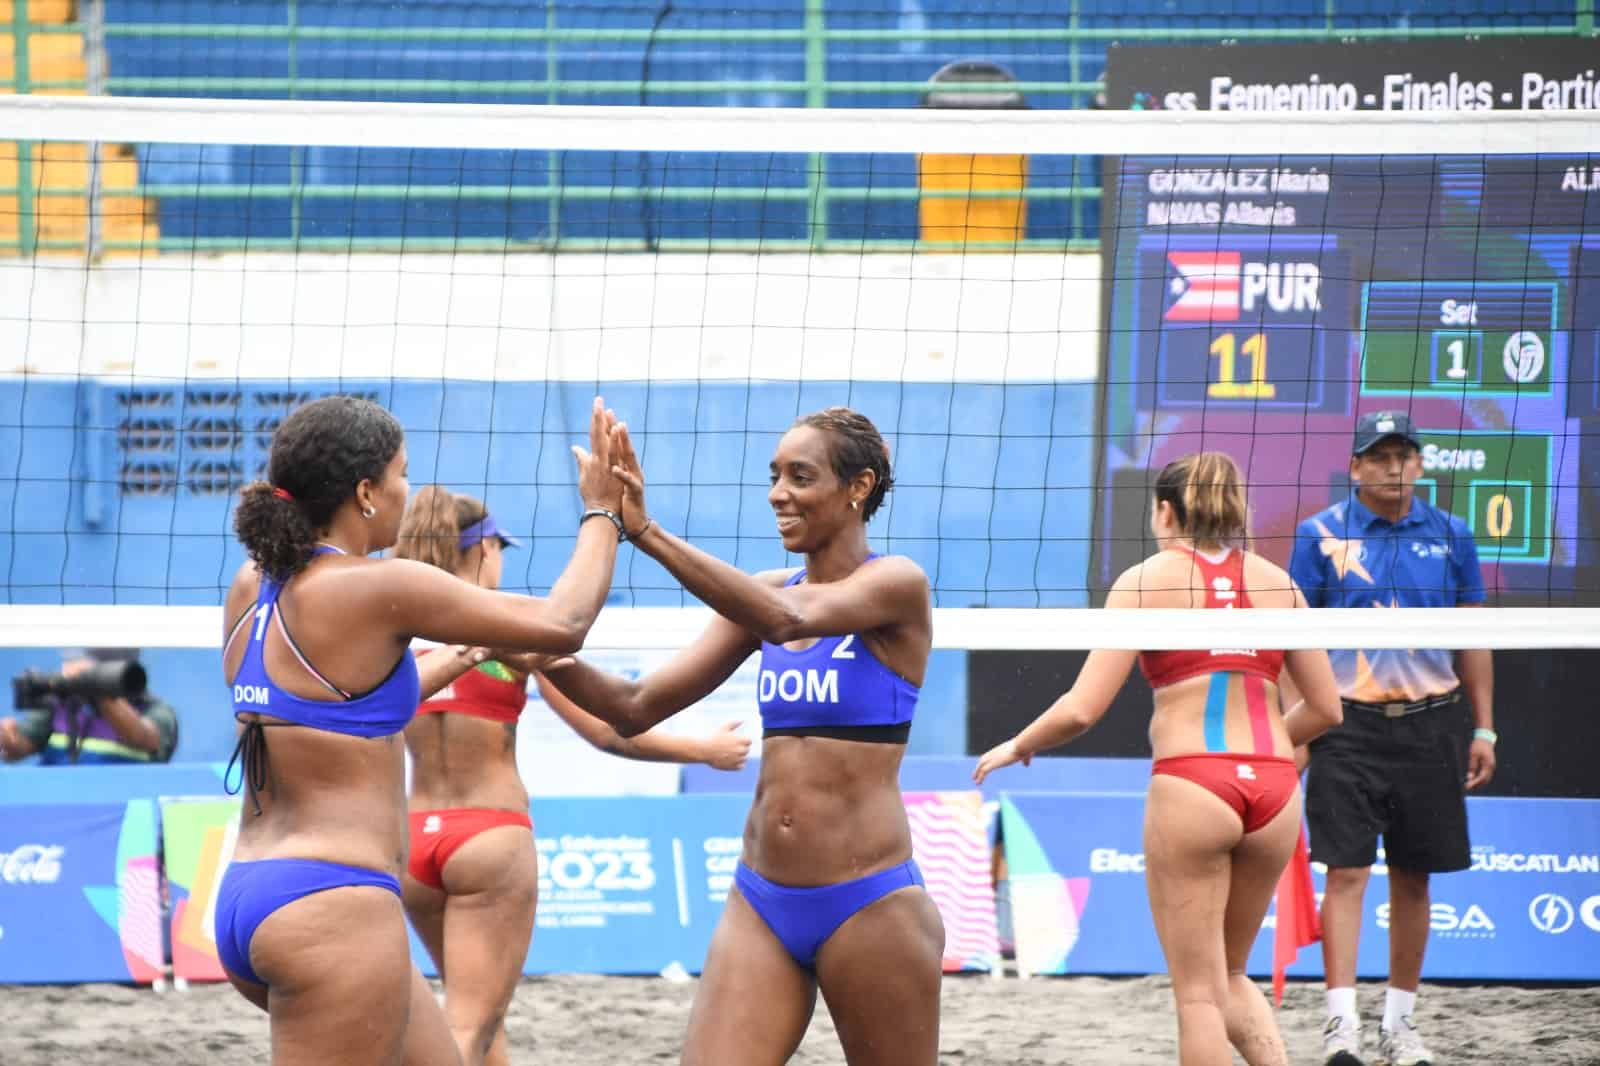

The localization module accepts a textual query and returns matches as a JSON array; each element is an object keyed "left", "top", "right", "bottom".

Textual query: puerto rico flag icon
[{"left": 1165, "top": 251, "right": 1241, "bottom": 321}]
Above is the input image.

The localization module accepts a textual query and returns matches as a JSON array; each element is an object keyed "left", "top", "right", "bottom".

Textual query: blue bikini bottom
[
  {"left": 214, "top": 857, "right": 401, "bottom": 985},
  {"left": 734, "top": 859, "right": 924, "bottom": 969}
]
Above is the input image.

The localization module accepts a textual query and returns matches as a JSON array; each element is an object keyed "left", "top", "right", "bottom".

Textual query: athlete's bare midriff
[
  {"left": 1130, "top": 548, "right": 1298, "bottom": 762},
  {"left": 230, "top": 723, "right": 410, "bottom": 874},
  {"left": 742, "top": 735, "right": 912, "bottom": 886},
  {"left": 1148, "top": 673, "right": 1292, "bottom": 761}
]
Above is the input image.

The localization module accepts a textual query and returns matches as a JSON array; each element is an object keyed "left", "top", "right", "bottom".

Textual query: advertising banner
[
  {"left": 160, "top": 797, "right": 240, "bottom": 982},
  {"left": 1001, "top": 793, "right": 1600, "bottom": 980},
  {"left": 526, "top": 794, "right": 745, "bottom": 974},
  {"left": 150, "top": 792, "right": 996, "bottom": 980},
  {"left": 526, "top": 791, "right": 998, "bottom": 975},
  {"left": 906, "top": 791, "right": 1000, "bottom": 972},
  {"left": 0, "top": 802, "right": 162, "bottom": 984}
]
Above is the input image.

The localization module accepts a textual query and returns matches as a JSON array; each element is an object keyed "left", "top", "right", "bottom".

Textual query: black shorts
[{"left": 1305, "top": 695, "right": 1471, "bottom": 874}]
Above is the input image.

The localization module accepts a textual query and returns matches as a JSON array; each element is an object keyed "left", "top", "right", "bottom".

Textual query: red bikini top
[
  {"left": 1137, "top": 547, "right": 1286, "bottom": 689},
  {"left": 414, "top": 650, "right": 528, "bottom": 724}
]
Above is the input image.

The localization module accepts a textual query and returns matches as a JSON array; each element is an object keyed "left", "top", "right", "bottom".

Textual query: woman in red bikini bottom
[
  {"left": 395, "top": 485, "right": 751, "bottom": 1066},
  {"left": 975, "top": 451, "right": 1345, "bottom": 1066}
]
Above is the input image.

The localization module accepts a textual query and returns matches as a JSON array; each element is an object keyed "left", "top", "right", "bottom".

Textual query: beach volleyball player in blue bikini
[
  {"left": 215, "top": 394, "right": 626, "bottom": 1066},
  {"left": 540, "top": 407, "right": 945, "bottom": 1066}
]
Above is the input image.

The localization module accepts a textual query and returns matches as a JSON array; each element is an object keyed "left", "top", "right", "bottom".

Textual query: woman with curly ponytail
[{"left": 216, "top": 394, "right": 628, "bottom": 1066}]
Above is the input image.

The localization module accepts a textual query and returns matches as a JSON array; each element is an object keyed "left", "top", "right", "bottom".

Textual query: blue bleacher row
[
  {"left": 99, "top": 0, "right": 1576, "bottom": 243},
  {"left": 0, "top": 377, "right": 1099, "bottom": 609},
  {"left": 132, "top": 147, "right": 1092, "bottom": 242},
  {"left": 107, "top": 0, "right": 1577, "bottom": 32}
]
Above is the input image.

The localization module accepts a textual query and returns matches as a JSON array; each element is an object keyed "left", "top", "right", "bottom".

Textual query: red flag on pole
[{"left": 1272, "top": 825, "right": 1322, "bottom": 1006}]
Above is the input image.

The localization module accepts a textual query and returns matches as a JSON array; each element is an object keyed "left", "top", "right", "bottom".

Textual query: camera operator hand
[
  {"left": 60, "top": 657, "right": 162, "bottom": 757},
  {"left": 0, "top": 716, "right": 38, "bottom": 761}
]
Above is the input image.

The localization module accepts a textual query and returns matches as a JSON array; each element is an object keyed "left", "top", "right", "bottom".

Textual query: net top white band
[
  {"left": 2, "top": 95, "right": 1597, "bottom": 156},
  {"left": 4, "top": 605, "right": 1596, "bottom": 651}
]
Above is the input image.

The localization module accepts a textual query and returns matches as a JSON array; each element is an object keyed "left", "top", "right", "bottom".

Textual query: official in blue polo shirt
[{"left": 1289, "top": 411, "right": 1496, "bottom": 1066}]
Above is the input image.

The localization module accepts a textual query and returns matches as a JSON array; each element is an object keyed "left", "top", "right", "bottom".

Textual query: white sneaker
[
  {"left": 1378, "top": 1015, "right": 1435, "bottom": 1066},
  {"left": 1323, "top": 1015, "right": 1367, "bottom": 1066}
]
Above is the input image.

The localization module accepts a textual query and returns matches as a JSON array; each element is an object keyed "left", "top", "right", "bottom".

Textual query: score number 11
[{"left": 1207, "top": 332, "right": 1277, "bottom": 400}]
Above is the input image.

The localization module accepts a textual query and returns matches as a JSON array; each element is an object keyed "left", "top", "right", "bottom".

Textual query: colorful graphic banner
[
  {"left": 1000, "top": 792, "right": 1600, "bottom": 980},
  {"left": 0, "top": 802, "right": 162, "bottom": 983},
  {"left": 906, "top": 791, "right": 1000, "bottom": 973},
  {"left": 160, "top": 798, "right": 240, "bottom": 982},
  {"left": 151, "top": 792, "right": 995, "bottom": 981},
  {"left": 522, "top": 792, "right": 996, "bottom": 975}
]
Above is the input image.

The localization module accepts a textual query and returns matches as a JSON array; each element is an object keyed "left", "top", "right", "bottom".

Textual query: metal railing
[{"left": 4, "top": 0, "right": 1597, "bottom": 256}]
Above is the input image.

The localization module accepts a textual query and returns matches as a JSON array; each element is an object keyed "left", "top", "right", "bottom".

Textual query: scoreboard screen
[
  {"left": 1094, "top": 151, "right": 1598, "bottom": 603},
  {"left": 1094, "top": 37, "right": 1600, "bottom": 605}
]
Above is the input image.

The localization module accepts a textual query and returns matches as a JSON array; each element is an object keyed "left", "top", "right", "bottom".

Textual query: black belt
[{"left": 1343, "top": 689, "right": 1460, "bottom": 718}]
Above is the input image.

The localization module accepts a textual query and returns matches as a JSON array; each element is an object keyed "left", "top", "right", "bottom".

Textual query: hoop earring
[{"left": 362, "top": 506, "right": 376, "bottom": 519}]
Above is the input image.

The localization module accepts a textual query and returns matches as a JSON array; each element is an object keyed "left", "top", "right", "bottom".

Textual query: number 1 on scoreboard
[{"left": 1207, "top": 332, "right": 1277, "bottom": 399}]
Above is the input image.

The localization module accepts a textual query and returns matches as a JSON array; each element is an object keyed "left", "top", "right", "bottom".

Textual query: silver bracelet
[{"left": 580, "top": 507, "right": 626, "bottom": 541}]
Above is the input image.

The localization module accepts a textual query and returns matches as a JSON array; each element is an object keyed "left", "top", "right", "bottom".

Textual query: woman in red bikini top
[
  {"left": 974, "top": 451, "right": 1344, "bottom": 1066},
  {"left": 393, "top": 485, "right": 750, "bottom": 1066}
]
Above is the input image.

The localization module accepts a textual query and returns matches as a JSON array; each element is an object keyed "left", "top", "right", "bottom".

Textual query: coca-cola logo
[{"left": 0, "top": 844, "right": 65, "bottom": 884}]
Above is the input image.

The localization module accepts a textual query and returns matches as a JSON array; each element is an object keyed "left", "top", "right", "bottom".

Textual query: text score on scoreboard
[{"left": 1410, "top": 430, "right": 1553, "bottom": 563}]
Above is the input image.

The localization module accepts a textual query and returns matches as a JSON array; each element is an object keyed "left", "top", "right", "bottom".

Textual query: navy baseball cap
[
  {"left": 1353, "top": 411, "right": 1422, "bottom": 456},
  {"left": 458, "top": 514, "right": 522, "bottom": 550}
]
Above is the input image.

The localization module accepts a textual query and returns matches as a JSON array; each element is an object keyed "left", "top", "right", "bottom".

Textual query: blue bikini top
[
  {"left": 756, "top": 555, "right": 919, "bottom": 740},
  {"left": 229, "top": 545, "right": 419, "bottom": 738}
]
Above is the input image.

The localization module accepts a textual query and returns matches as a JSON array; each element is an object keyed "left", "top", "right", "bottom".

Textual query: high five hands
[
  {"left": 608, "top": 418, "right": 653, "bottom": 541},
  {"left": 571, "top": 396, "right": 626, "bottom": 515},
  {"left": 569, "top": 397, "right": 652, "bottom": 541}
]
